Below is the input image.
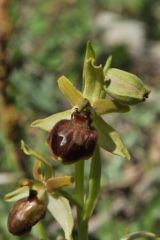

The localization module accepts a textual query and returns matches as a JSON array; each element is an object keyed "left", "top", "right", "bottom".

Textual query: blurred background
[{"left": 0, "top": 0, "right": 160, "bottom": 239}]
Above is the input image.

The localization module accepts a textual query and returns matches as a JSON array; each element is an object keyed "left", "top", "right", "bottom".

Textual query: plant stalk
[
  {"left": 83, "top": 146, "right": 101, "bottom": 221},
  {"left": 75, "top": 160, "right": 85, "bottom": 223},
  {"left": 75, "top": 147, "right": 101, "bottom": 240},
  {"left": 77, "top": 219, "right": 88, "bottom": 240}
]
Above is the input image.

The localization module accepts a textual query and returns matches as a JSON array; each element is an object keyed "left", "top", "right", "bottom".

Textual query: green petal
[
  {"left": 58, "top": 76, "right": 84, "bottom": 106},
  {"left": 21, "top": 140, "right": 53, "bottom": 180},
  {"left": 47, "top": 193, "right": 74, "bottom": 240},
  {"left": 94, "top": 115, "right": 130, "bottom": 160},
  {"left": 92, "top": 99, "right": 130, "bottom": 115},
  {"left": 31, "top": 109, "right": 72, "bottom": 132},
  {"left": 46, "top": 176, "right": 74, "bottom": 192},
  {"left": 4, "top": 186, "right": 29, "bottom": 202},
  {"left": 33, "top": 159, "right": 44, "bottom": 181}
]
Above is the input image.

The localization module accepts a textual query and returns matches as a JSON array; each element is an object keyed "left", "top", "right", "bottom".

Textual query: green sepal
[
  {"left": 47, "top": 193, "right": 74, "bottom": 240},
  {"left": 103, "top": 55, "right": 112, "bottom": 74},
  {"left": 94, "top": 115, "right": 130, "bottom": 160},
  {"left": 104, "top": 68, "right": 150, "bottom": 105},
  {"left": 83, "top": 41, "right": 95, "bottom": 78},
  {"left": 4, "top": 186, "right": 29, "bottom": 202},
  {"left": 31, "top": 109, "right": 72, "bottom": 132},
  {"left": 84, "top": 41, "right": 96, "bottom": 60},
  {"left": 83, "top": 41, "right": 96, "bottom": 88},
  {"left": 92, "top": 99, "right": 130, "bottom": 115},
  {"left": 21, "top": 141, "right": 53, "bottom": 180},
  {"left": 83, "top": 58, "right": 104, "bottom": 102},
  {"left": 58, "top": 76, "right": 84, "bottom": 106}
]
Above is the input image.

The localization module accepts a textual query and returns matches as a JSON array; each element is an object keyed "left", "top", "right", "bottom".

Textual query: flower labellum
[
  {"left": 8, "top": 191, "right": 46, "bottom": 236},
  {"left": 48, "top": 111, "right": 98, "bottom": 164},
  {"left": 104, "top": 68, "right": 150, "bottom": 105}
]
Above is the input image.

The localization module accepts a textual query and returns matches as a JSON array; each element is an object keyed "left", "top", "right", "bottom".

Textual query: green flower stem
[
  {"left": 83, "top": 146, "right": 101, "bottom": 221},
  {"left": 75, "top": 160, "right": 85, "bottom": 226},
  {"left": 77, "top": 219, "right": 88, "bottom": 240},
  {"left": 75, "top": 160, "right": 89, "bottom": 240},
  {"left": 75, "top": 147, "right": 101, "bottom": 240},
  {"left": 75, "top": 160, "right": 85, "bottom": 204}
]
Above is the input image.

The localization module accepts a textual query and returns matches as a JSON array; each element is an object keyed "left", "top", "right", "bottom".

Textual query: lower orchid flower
[{"left": 4, "top": 141, "right": 74, "bottom": 240}]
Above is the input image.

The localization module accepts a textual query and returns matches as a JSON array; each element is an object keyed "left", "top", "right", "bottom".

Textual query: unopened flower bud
[
  {"left": 8, "top": 191, "right": 46, "bottom": 236},
  {"left": 48, "top": 111, "right": 98, "bottom": 164},
  {"left": 104, "top": 68, "right": 150, "bottom": 105}
]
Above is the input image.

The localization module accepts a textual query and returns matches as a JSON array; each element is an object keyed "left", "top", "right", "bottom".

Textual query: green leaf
[
  {"left": 47, "top": 193, "right": 74, "bottom": 240},
  {"left": 83, "top": 59, "right": 104, "bottom": 102},
  {"left": 94, "top": 115, "right": 130, "bottom": 160},
  {"left": 4, "top": 186, "right": 29, "bottom": 202},
  {"left": 21, "top": 141, "right": 53, "bottom": 180},
  {"left": 58, "top": 76, "right": 84, "bottom": 106},
  {"left": 92, "top": 99, "right": 130, "bottom": 115},
  {"left": 31, "top": 109, "right": 72, "bottom": 132}
]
